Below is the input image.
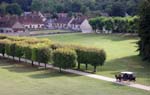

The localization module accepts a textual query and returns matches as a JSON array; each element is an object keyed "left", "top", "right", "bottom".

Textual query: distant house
[
  {"left": 19, "top": 16, "right": 45, "bottom": 30},
  {"left": 22, "top": 11, "right": 46, "bottom": 22},
  {"left": 70, "top": 17, "right": 93, "bottom": 33},
  {"left": 52, "top": 17, "right": 74, "bottom": 29},
  {"left": 46, "top": 16, "right": 93, "bottom": 33},
  {"left": 0, "top": 16, "right": 25, "bottom": 33}
]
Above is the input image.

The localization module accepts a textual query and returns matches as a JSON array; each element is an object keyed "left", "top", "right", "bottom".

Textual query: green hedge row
[
  {"left": 0, "top": 35, "right": 52, "bottom": 68},
  {"left": 0, "top": 35, "right": 106, "bottom": 72},
  {"left": 89, "top": 16, "right": 139, "bottom": 33},
  {"left": 51, "top": 43, "right": 106, "bottom": 72}
]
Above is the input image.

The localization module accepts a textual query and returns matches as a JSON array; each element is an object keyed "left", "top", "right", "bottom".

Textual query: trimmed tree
[
  {"left": 15, "top": 43, "right": 24, "bottom": 62},
  {"left": 52, "top": 48, "right": 77, "bottom": 72},
  {"left": 38, "top": 46, "right": 52, "bottom": 69},
  {"left": 24, "top": 45, "right": 33, "bottom": 66},
  {"left": 0, "top": 40, "right": 6, "bottom": 56}
]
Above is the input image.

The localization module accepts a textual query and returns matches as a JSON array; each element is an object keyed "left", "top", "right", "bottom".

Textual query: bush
[
  {"left": 0, "top": 40, "right": 6, "bottom": 56},
  {"left": 15, "top": 43, "right": 24, "bottom": 61},
  {"left": 52, "top": 48, "right": 77, "bottom": 72},
  {"left": 5, "top": 40, "right": 16, "bottom": 60},
  {"left": 50, "top": 43, "right": 66, "bottom": 50},
  {"left": 89, "top": 16, "right": 139, "bottom": 33},
  {"left": 73, "top": 46, "right": 106, "bottom": 72},
  {"left": 24, "top": 45, "right": 34, "bottom": 65},
  {"left": 0, "top": 35, "right": 7, "bottom": 39},
  {"left": 37, "top": 46, "right": 52, "bottom": 68},
  {"left": 50, "top": 43, "right": 106, "bottom": 72}
]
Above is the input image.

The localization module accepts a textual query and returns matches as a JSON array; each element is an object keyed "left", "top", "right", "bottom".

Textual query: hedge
[
  {"left": 0, "top": 40, "right": 6, "bottom": 56},
  {"left": 50, "top": 43, "right": 106, "bottom": 72},
  {"left": 15, "top": 42, "right": 25, "bottom": 62},
  {"left": 89, "top": 16, "right": 139, "bottom": 33},
  {"left": 52, "top": 48, "right": 77, "bottom": 72},
  {"left": 0, "top": 35, "right": 106, "bottom": 72}
]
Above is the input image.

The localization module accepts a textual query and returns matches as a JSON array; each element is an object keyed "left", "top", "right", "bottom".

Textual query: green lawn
[
  {"left": 30, "top": 30, "right": 73, "bottom": 35},
  {"left": 37, "top": 33, "right": 150, "bottom": 86},
  {"left": 0, "top": 58, "right": 149, "bottom": 95}
]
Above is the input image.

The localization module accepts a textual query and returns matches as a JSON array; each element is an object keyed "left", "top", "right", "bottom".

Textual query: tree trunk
[
  {"left": 93, "top": 65, "right": 97, "bottom": 72},
  {"left": 32, "top": 60, "right": 34, "bottom": 67},
  {"left": 59, "top": 67, "right": 62, "bottom": 72},
  {"left": 78, "top": 63, "right": 80, "bottom": 69},
  {"left": 45, "top": 63, "right": 46, "bottom": 69},
  {"left": 85, "top": 64, "right": 88, "bottom": 70},
  {"left": 2, "top": 53, "right": 4, "bottom": 57},
  {"left": 19, "top": 57, "right": 20, "bottom": 62}
]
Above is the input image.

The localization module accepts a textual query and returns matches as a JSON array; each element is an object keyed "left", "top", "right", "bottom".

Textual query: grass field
[
  {"left": 0, "top": 58, "right": 149, "bottom": 95},
  {"left": 30, "top": 30, "right": 73, "bottom": 35},
  {"left": 37, "top": 33, "right": 150, "bottom": 86}
]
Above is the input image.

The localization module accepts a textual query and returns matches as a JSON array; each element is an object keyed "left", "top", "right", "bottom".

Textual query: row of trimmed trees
[
  {"left": 89, "top": 16, "right": 139, "bottom": 33},
  {"left": 0, "top": 35, "right": 106, "bottom": 72}
]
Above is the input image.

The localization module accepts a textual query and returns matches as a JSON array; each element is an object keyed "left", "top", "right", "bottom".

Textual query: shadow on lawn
[
  {"left": 77, "top": 33, "right": 138, "bottom": 41},
  {"left": 0, "top": 58, "right": 81, "bottom": 79},
  {"left": 29, "top": 70, "right": 80, "bottom": 79}
]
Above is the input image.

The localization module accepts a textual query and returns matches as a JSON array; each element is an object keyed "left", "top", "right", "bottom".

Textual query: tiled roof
[
  {"left": 0, "top": 16, "right": 18, "bottom": 28},
  {"left": 54, "top": 17, "right": 72, "bottom": 24},
  {"left": 71, "top": 17, "right": 86, "bottom": 25},
  {"left": 0, "top": 15, "right": 44, "bottom": 27},
  {"left": 19, "top": 16, "right": 44, "bottom": 24}
]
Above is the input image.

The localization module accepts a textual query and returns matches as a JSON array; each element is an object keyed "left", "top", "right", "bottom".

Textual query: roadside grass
[
  {"left": 0, "top": 58, "right": 149, "bottom": 95},
  {"left": 37, "top": 33, "right": 150, "bottom": 86}
]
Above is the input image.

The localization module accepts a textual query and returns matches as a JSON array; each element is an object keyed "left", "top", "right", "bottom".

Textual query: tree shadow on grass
[
  {"left": 0, "top": 58, "right": 81, "bottom": 79},
  {"left": 77, "top": 33, "right": 138, "bottom": 41},
  {"left": 29, "top": 70, "right": 80, "bottom": 79}
]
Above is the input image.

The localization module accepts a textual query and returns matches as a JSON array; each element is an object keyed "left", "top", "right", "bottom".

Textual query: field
[
  {"left": 0, "top": 58, "right": 149, "bottom": 95},
  {"left": 30, "top": 30, "right": 75, "bottom": 35},
  {"left": 37, "top": 33, "right": 150, "bottom": 86}
]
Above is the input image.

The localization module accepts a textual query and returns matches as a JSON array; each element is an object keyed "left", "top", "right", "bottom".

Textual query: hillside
[{"left": 0, "top": 0, "right": 141, "bottom": 16}]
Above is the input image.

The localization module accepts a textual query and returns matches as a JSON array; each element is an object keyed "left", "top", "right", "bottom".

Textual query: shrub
[
  {"left": 0, "top": 40, "right": 6, "bottom": 56},
  {"left": 5, "top": 40, "right": 16, "bottom": 60},
  {"left": 24, "top": 45, "right": 34, "bottom": 65},
  {"left": 37, "top": 46, "right": 52, "bottom": 68},
  {"left": 50, "top": 43, "right": 106, "bottom": 72},
  {"left": 31, "top": 45, "right": 39, "bottom": 63},
  {"left": 73, "top": 46, "right": 106, "bottom": 72},
  {"left": 0, "top": 34, "right": 7, "bottom": 39},
  {"left": 50, "top": 43, "right": 66, "bottom": 50},
  {"left": 15, "top": 43, "right": 24, "bottom": 62},
  {"left": 52, "top": 48, "right": 77, "bottom": 72}
]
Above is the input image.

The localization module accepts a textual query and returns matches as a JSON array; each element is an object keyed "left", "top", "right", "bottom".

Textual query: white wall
[
  {"left": 80, "top": 19, "right": 93, "bottom": 33},
  {"left": 24, "top": 24, "right": 44, "bottom": 29}
]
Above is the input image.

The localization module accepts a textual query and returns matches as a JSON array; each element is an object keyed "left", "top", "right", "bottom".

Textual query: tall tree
[
  {"left": 138, "top": 0, "right": 150, "bottom": 61},
  {"left": 6, "top": 3, "right": 22, "bottom": 15}
]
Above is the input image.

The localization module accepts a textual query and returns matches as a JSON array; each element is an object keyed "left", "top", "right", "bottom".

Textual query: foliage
[
  {"left": 5, "top": 3, "right": 22, "bottom": 15},
  {"left": 0, "top": 0, "right": 141, "bottom": 16},
  {"left": 0, "top": 40, "right": 6, "bottom": 56},
  {"left": 0, "top": 35, "right": 106, "bottom": 72},
  {"left": 52, "top": 48, "right": 77, "bottom": 72},
  {"left": 38, "top": 46, "right": 52, "bottom": 64},
  {"left": 50, "top": 43, "right": 106, "bottom": 72},
  {"left": 138, "top": 0, "right": 150, "bottom": 61},
  {"left": 89, "top": 16, "right": 139, "bottom": 33},
  {"left": 15, "top": 43, "right": 24, "bottom": 61}
]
